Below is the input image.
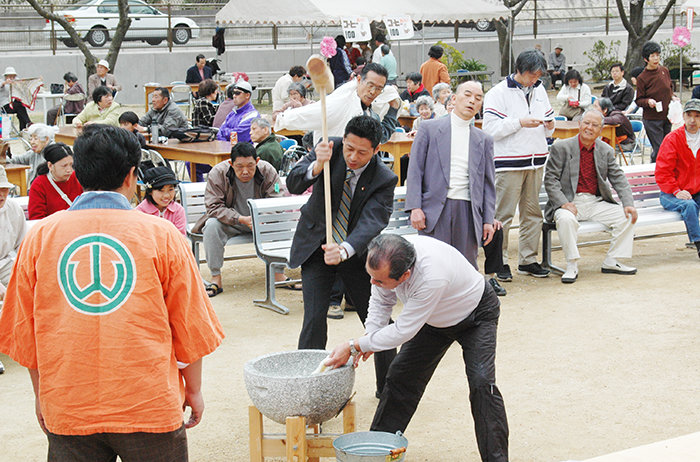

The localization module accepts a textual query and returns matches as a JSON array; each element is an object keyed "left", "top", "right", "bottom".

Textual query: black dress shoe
[
  {"left": 517, "top": 262, "right": 550, "bottom": 278},
  {"left": 496, "top": 264, "right": 512, "bottom": 282},
  {"left": 488, "top": 278, "right": 507, "bottom": 296}
]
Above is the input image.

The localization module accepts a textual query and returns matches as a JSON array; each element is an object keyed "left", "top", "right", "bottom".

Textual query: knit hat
[{"left": 142, "top": 166, "right": 177, "bottom": 189}]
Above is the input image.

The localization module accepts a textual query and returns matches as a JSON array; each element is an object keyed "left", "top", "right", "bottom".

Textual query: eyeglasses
[
  {"left": 362, "top": 81, "right": 385, "bottom": 93},
  {"left": 232, "top": 90, "right": 245, "bottom": 95}
]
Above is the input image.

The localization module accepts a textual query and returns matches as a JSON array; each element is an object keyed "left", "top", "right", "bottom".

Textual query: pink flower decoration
[
  {"left": 320, "top": 36, "right": 337, "bottom": 58},
  {"left": 673, "top": 26, "right": 691, "bottom": 47}
]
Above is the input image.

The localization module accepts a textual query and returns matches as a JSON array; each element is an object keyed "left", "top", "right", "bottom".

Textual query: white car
[{"left": 44, "top": 0, "right": 199, "bottom": 47}]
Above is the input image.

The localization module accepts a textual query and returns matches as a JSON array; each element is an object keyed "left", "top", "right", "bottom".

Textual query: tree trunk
[
  {"left": 616, "top": 0, "right": 677, "bottom": 72},
  {"left": 495, "top": 19, "right": 511, "bottom": 77}
]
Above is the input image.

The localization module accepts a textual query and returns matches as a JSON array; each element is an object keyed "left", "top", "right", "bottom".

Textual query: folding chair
[
  {"left": 278, "top": 145, "right": 306, "bottom": 177},
  {"left": 58, "top": 93, "right": 87, "bottom": 126},
  {"left": 170, "top": 85, "right": 193, "bottom": 119}
]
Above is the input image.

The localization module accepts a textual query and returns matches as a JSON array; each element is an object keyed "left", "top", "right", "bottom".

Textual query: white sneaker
[
  {"left": 327, "top": 305, "right": 344, "bottom": 319},
  {"left": 601, "top": 260, "right": 637, "bottom": 275},
  {"left": 561, "top": 262, "right": 578, "bottom": 284}
]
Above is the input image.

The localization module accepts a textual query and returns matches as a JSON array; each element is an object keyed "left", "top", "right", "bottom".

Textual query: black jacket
[{"left": 286, "top": 137, "right": 397, "bottom": 268}]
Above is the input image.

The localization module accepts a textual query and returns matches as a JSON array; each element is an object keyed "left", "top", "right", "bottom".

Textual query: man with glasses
[
  {"left": 544, "top": 107, "right": 638, "bottom": 283},
  {"left": 274, "top": 62, "right": 400, "bottom": 145},
  {"left": 217, "top": 80, "right": 260, "bottom": 143}
]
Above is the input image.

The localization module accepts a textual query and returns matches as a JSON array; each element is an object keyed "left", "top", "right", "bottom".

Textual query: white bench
[
  {"left": 248, "top": 186, "right": 416, "bottom": 315},
  {"left": 246, "top": 71, "right": 285, "bottom": 105},
  {"left": 541, "top": 164, "right": 685, "bottom": 274},
  {"left": 178, "top": 182, "right": 255, "bottom": 265}
]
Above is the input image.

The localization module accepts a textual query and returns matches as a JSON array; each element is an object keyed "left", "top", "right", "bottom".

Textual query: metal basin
[
  {"left": 244, "top": 349, "right": 355, "bottom": 425},
  {"left": 334, "top": 431, "right": 408, "bottom": 462}
]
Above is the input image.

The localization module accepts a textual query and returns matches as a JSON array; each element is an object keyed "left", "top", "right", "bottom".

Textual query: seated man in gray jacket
[
  {"left": 191, "top": 143, "right": 283, "bottom": 297},
  {"left": 138, "top": 87, "right": 189, "bottom": 137},
  {"left": 544, "top": 107, "right": 638, "bottom": 284}
]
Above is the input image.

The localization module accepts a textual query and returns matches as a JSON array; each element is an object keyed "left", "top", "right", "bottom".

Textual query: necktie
[{"left": 332, "top": 169, "right": 355, "bottom": 244}]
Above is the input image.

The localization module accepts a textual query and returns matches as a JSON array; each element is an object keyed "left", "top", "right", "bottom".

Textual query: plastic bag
[{"left": 667, "top": 99, "right": 683, "bottom": 125}]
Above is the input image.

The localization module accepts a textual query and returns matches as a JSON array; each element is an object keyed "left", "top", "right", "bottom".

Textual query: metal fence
[{"left": 0, "top": 2, "right": 686, "bottom": 54}]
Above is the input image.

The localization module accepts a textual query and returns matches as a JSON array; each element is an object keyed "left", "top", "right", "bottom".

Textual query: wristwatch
[{"left": 348, "top": 339, "right": 360, "bottom": 357}]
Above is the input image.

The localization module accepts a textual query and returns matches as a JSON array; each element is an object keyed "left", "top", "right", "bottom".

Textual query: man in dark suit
[
  {"left": 545, "top": 107, "right": 638, "bottom": 283},
  {"left": 286, "top": 115, "right": 397, "bottom": 395},
  {"left": 186, "top": 54, "right": 213, "bottom": 84},
  {"left": 405, "top": 81, "right": 506, "bottom": 296}
]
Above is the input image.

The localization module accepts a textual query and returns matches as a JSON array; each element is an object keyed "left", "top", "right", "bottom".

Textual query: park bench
[
  {"left": 246, "top": 71, "right": 285, "bottom": 105},
  {"left": 178, "top": 182, "right": 255, "bottom": 265},
  {"left": 449, "top": 70, "right": 495, "bottom": 89},
  {"left": 247, "top": 186, "right": 415, "bottom": 315},
  {"left": 541, "top": 164, "right": 685, "bottom": 274}
]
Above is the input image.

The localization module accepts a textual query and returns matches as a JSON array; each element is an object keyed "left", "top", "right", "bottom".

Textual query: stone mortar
[{"left": 244, "top": 349, "right": 355, "bottom": 425}]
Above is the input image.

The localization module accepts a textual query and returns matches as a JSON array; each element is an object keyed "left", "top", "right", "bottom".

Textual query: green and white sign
[{"left": 58, "top": 234, "right": 136, "bottom": 315}]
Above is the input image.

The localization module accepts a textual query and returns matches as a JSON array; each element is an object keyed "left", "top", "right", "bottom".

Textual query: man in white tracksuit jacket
[{"left": 482, "top": 49, "right": 555, "bottom": 282}]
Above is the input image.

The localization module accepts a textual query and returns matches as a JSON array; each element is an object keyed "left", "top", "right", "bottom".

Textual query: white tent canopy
[{"left": 215, "top": 0, "right": 510, "bottom": 26}]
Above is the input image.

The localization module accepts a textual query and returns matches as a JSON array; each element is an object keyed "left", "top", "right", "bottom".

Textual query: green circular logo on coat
[{"left": 57, "top": 234, "right": 136, "bottom": 315}]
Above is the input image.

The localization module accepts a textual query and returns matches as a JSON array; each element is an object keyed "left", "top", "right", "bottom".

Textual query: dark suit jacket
[
  {"left": 186, "top": 65, "right": 213, "bottom": 84},
  {"left": 544, "top": 136, "right": 634, "bottom": 222},
  {"left": 405, "top": 116, "right": 496, "bottom": 241},
  {"left": 286, "top": 137, "right": 397, "bottom": 268}
]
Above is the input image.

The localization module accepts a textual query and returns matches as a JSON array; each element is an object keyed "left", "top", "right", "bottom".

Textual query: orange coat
[
  {"left": 0, "top": 207, "right": 224, "bottom": 435},
  {"left": 419, "top": 58, "right": 450, "bottom": 96}
]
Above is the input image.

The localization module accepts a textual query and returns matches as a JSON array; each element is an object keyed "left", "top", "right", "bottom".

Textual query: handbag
[{"left": 170, "top": 126, "right": 218, "bottom": 142}]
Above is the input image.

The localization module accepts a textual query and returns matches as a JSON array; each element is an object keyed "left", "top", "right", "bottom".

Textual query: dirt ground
[{"left": 1, "top": 222, "right": 699, "bottom": 461}]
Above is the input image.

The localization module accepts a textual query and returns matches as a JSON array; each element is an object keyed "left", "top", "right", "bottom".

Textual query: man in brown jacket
[{"left": 192, "top": 142, "right": 282, "bottom": 296}]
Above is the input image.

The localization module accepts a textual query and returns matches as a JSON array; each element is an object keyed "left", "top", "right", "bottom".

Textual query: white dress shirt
[{"left": 357, "top": 236, "right": 486, "bottom": 353}]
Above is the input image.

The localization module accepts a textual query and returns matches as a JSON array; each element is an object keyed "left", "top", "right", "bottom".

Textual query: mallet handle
[{"left": 321, "top": 88, "right": 333, "bottom": 245}]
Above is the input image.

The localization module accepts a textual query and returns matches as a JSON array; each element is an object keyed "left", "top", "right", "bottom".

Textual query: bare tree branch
[
  {"left": 25, "top": 0, "right": 97, "bottom": 62},
  {"left": 512, "top": 0, "right": 529, "bottom": 17},
  {"left": 615, "top": 0, "right": 636, "bottom": 39},
  {"left": 25, "top": 0, "right": 132, "bottom": 76},
  {"left": 641, "top": 0, "right": 676, "bottom": 38}
]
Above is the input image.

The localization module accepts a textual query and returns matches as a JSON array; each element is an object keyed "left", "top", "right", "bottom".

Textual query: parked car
[{"left": 44, "top": 0, "right": 199, "bottom": 47}]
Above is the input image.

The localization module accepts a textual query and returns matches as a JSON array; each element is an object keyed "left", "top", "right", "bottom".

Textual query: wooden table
[
  {"left": 144, "top": 82, "right": 230, "bottom": 110},
  {"left": 397, "top": 115, "right": 416, "bottom": 131},
  {"left": 147, "top": 139, "right": 231, "bottom": 180},
  {"left": 474, "top": 119, "right": 619, "bottom": 151},
  {"left": 379, "top": 132, "right": 414, "bottom": 184},
  {"left": 54, "top": 126, "right": 230, "bottom": 180},
  {"left": 5, "top": 164, "right": 29, "bottom": 195},
  {"left": 54, "top": 125, "right": 79, "bottom": 145},
  {"left": 274, "top": 128, "right": 306, "bottom": 137}
]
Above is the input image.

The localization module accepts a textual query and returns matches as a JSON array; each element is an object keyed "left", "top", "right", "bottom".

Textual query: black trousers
[
  {"left": 643, "top": 118, "right": 672, "bottom": 163},
  {"left": 298, "top": 247, "right": 397, "bottom": 393},
  {"left": 329, "top": 276, "right": 347, "bottom": 306},
  {"left": 2, "top": 102, "right": 31, "bottom": 130},
  {"left": 483, "top": 227, "right": 504, "bottom": 275},
  {"left": 371, "top": 283, "right": 509, "bottom": 462},
  {"left": 47, "top": 425, "right": 187, "bottom": 462}
]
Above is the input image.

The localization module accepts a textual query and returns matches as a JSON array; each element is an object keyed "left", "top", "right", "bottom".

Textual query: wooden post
[
  {"left": 248, "top": 406, "right": 264, "bottom": 462},
  {"left": 343, "top": 401, "right": 356, "bottom": 434},
  {"left": 286, "top": 416, "right": 307, "bottom": 461},
  {"left": 167, "top": 3, "right": 173, "bottom": 52},
  {"left": 50, "top": 4, "right": 56, "bottom": 55}
]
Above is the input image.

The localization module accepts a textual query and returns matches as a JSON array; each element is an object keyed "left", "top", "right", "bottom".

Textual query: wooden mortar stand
[{"left": 249, "top": 400, "right": 356, "bottom": 461}]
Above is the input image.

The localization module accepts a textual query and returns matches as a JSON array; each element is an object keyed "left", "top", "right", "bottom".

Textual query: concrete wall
[{"left": 5, "top": 29, "right": 697, "bottom": 107}]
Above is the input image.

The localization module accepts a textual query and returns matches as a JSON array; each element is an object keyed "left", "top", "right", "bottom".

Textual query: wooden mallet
[{"left": 305, "top": 53, "right": 335, "bottom": 245}]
